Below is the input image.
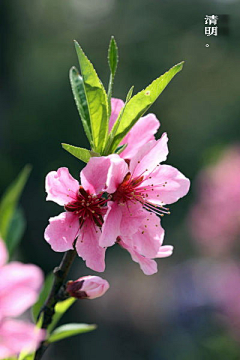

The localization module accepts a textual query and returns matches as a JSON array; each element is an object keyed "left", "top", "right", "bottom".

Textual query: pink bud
[{"left": 66, "top": 275, "right": 109, "bottom": 299}]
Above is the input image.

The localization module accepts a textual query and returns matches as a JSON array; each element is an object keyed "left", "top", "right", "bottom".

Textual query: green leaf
[
  {"left": 125, "top": 85, "right": 134, "bottom": 103},
  {"left": 48, "top": 323, "right": 96, "bottom": 343},
  {"left": 0, "top": 165, "right": 31, "bottom": 243},
  {"left": 115, "top": 143, "right": 128, "bottom": 154},
  {"left": 74, "top": 41, "right": 109, "bottom": 153},
  {"left": 6, "top": 207, "right": 26, "bottom": 258},
  {"left": 18, "top": 352, "right": 34, "bottom": 360},
  {"left": 62, "top": 143, "right": 91, "bottom": 163},
  {"left": 103, "top": 85, "right": 134, "bottom": 155},
  {"left": 108, "top": 36, "right": 118, "bottom": 79},
  {"left": 32, "top": 273, "right": 54, "bottom": 323},
  {"left": 107, "top": 36, "right": 119, "bottom": 110},
  {"left": 48, "top": 297, "right": 76, "bottom": 334},
  {"left": 107, "top": 62, "right": 184, "bottom": 154},
  {"left": 69, "top": 67, "right": 92, "bottom": 145}
]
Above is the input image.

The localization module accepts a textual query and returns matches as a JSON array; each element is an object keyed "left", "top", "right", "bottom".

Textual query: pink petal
[
  {"left": 81, "top": 155, "right": 128, "bottom": 194},
  {"left": 109, "top": 98, "right": 124, "bottom": 131},
  {"left": 141, "top": 164, "right": 190, "bottom": 205},
  {"left": 119, "top": 202, "right": 147, "bottom": 237},
  {"left": 0, "top": 262, "right": 43, "bottom": 319},
  {"left": 119, "top": 240, "right": 158, "bottom": 275},
  {"left": 76, "top": 220, "right": 106, "bottom": 272},
  {"left": 0, "top": 239, "right": 8, "bottom": 267},
  {"left": 156, "top": 245, "right": 174, "bottom": 258},
  {"left": 120, "top": 113, "right": 160, "bottom": 159},
  {"left": 67, "top": 275, "right": 110, "bottom": 299},
  {"left": 44, "top": 212, "right": 79, "bottom": 252},
  {"left": 105, "top": 155, "right": 129, "bottom": 193},
  {"left": 81, "top": 275, "right": 110, "bottom": 299},
  {"left": 0, "top": 319, "right": 45, "bottom": 357},
  {"left": 46, "top": 167, "right": 79, "bottom": 206},
  {"left": 123, "top": 211, "right": 165, "bottom": 258},
  {"left": 130, "top": 133, "right": 169, "bottom": 178},
  {"left": 100, "top": 201, "right": 122, "bottom": 248}
]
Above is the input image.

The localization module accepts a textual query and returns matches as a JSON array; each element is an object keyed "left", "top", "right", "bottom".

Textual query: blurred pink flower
[
  {"left": 189, "top": 146, "right": 240, "bottom": 256},
  {"left": 109, "top": 98, "right": 160, "bottom": 159},
  {"left": 204, "top": 260, "right": 240, "bottom": 340},
  {"left": 66, "top": 275, "right": 109, "bottom": 299},
  {"left": 0, "top": 239, "right": 44, "bottom": 359},
  {"left": 81, "top": 136, "right": 190, "bottom": 274}
]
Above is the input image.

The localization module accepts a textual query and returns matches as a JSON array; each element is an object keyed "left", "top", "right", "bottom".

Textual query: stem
[{"left": 34, "top": 249, "right": 77, "bottom": 360}]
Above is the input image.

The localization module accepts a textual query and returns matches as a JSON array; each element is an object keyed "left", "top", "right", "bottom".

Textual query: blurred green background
[{"left": 1, "top": 0, "right": 240, "bottom": 359}]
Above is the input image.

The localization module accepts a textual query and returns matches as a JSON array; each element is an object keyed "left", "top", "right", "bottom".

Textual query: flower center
[
  {"left": 113, "top": 172, "right": 145, "bottom": 204},
  {"left": 65, "top": 186, "right": 107, "bottom": 227},
  {"left": 113, "top": 172, "right": 170, "bottom": 217}
]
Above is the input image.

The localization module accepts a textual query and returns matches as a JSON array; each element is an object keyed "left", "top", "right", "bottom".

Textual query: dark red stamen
[
  {"left": 65, "top": 186, "right": 107, "bottom": 227},
  {"left": 113, "top": 172, "right": 170, "bottom": 217}
]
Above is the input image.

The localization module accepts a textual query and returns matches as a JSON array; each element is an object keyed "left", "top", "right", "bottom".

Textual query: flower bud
[{"left": 66, "top": 275, "right": 109, "bottom": 299}]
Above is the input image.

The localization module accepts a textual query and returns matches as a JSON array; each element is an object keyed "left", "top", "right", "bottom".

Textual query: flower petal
[
  {"left": 141, "top": 164, "right": 190, "bottom": 205},
  {"left": 0, "top": 319, "right": 45, "bottom": 358},
  {"left": 109, "top": 98, "right": 124, "bottom": 131},
  {"left": 130, "top": 133, "right": 169, "bottom": 178},
  {"left": 123, "top": 211, "right": 165, "bottom": 258},
  {"left": 44, "top": 212, "right": 79, "bottom": 252},
  {"left": 0, "top": 262, "right": 43, "bottom": 320},
  {"left": 119, "top": 240, "right": 158, "bottom": 275},
  {"left": 100, "top": 201, "right": 122, "bottom": 247},
  {"left": 46, "top": 167, "right": 79, "bottom": 206},
  {"left": 156, "top": 245, "right": 174, "bottom": 258},
  {"left": 70, "top": 275, "right": 110, "bottom": 299},
  {"left": 120, "top": 202, "right": 146, "bottom": 237},
  {"left": 120, "top": 113, "right": 160, "bottom": 159},
  {"left": 76, "top": 220, "right": 105, "bottom": 272},
  {"left": 81, "top": 155, "right": 128, "bottom": 194}
]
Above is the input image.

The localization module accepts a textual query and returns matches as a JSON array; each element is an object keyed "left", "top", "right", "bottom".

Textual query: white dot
[{"left": 205, "top": 44, "right": 210, "bottom": 47}]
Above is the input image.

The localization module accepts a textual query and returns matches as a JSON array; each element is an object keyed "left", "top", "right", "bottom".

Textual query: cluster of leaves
[{"left": 63, "top": 36, "right": 184, "bottom": 162}]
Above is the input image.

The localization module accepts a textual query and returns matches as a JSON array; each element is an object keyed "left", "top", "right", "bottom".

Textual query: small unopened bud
[{"left": 66, "top": 275, "right": 109, "bottom": 299}]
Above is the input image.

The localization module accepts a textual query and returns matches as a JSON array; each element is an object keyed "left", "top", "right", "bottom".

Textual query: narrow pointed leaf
[
  {"left": 48, "top": 298, "right": 76, "bottom": 334},
  {"left": 0, "top": 165, "right": 31, "bottom": 242},
  {"left": 108, "top": 36, "right": 118, "bottom": 78},
  {"left": 108, "top": 62, "right": 184, "bottom": 153},
  {"left": 48, "top": 323, "right": 96, "bottom": 343},
  {"left": 74, "top": 41, "right": 109, "bottom": 153},
  {"left": 69, "top": 67, "right": 92, "bottom": 145},
  {"left": 115, "top": 143, "right": 128, "bottom": 154},
  {"left": 125, "top": 86, "right": 134, "bottom": 103},
  {"left": 107, "top": 36, "right": 119, "bottom": 110},
  {"left": 103, "top": 85, "right": 134, "bottom": 155},
  {"left": 62, "top": 143, "right": 91, "bottom": 163},
  {"left": 6, "top": 207, "right": 26, "bottom": 258}
]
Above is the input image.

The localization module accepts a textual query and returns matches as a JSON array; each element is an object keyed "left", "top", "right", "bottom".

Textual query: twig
[{"left": 34, "top": 249, "right": 77, "bottom": 360}]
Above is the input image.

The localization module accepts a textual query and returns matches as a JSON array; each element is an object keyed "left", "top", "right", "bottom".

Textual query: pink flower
[
  {"left": 44, "top": 165, "right": 117, "bottom": 272},
  {"left": 109, "top": 98, "right": 160, "bottom": 159},
  {"left": 81, "top": 134, "right": 190, "bottom": 274},
  {"left": 66, "top": 275, "right": 109, "bottom": 299},
  {"left": 189, "top": 146, "right": 240, "bottom": 256},
  {"left": 0, "top": 239, "right": 44, "bottom": 359}
]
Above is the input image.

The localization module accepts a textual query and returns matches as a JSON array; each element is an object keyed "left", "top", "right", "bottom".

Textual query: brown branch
[{"left": 34, "top": 249, "right": 77, "bottom": 360}]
